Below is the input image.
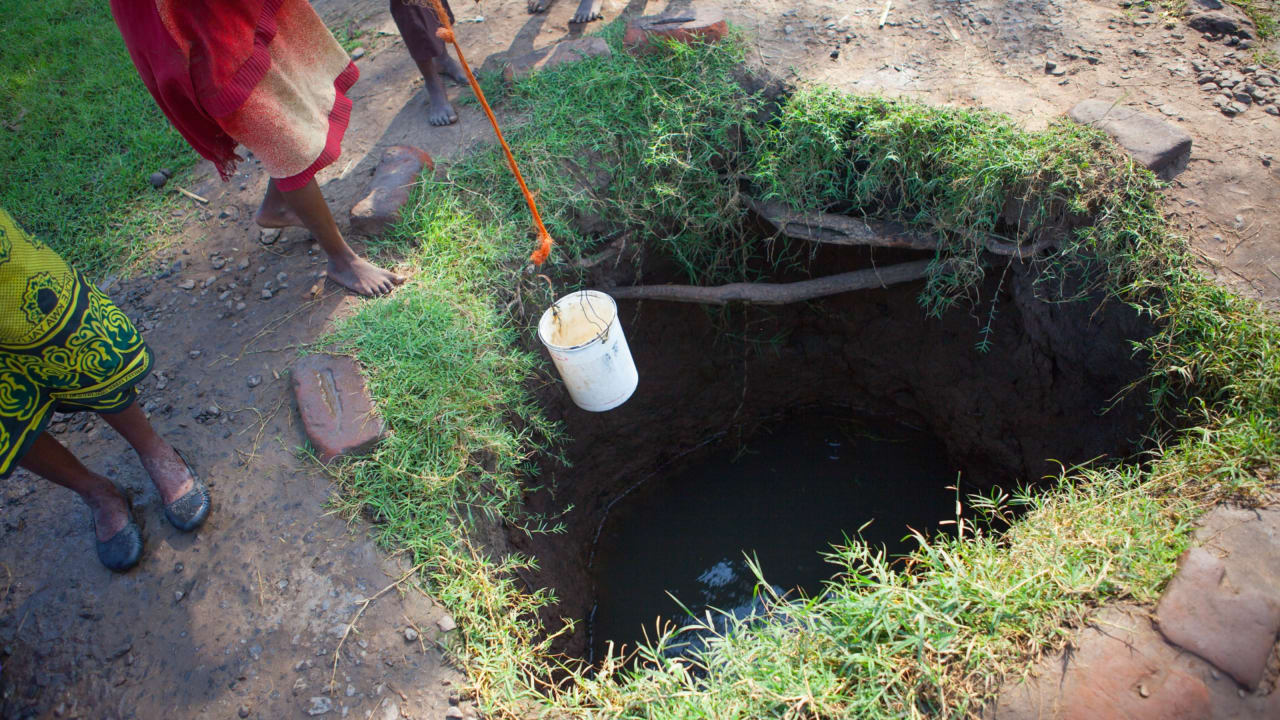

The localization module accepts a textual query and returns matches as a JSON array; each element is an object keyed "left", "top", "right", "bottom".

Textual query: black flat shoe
[
  {"left": 164, "top": 450, "right": 210, "bottom": 532},
  {"left": 94, "top": 498, "right": 143, "bottom": 572}
]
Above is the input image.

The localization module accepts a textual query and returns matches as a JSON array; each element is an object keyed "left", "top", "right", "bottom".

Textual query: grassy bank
[
  {"left": 0, "top": 0, "right": 194, "bottom": 272},
  {"left": 325, "top": 26, "right": 1278, "bottom": 719}
]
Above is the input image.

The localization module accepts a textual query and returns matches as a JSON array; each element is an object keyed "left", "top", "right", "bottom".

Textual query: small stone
[
  {"left": 436, "top": 614, "right": 457, "bottom": 633},
  {"left": 404, "top": 627, "right": 419, "bottom": 642},
  {"left": 238, "top": 706, "right": 251, "bottom": 719},
  {"left": 189, "top": 350, "right": 202, "bottom": 359},
  {"left": 249, "top": 644, "right": 262, "bottom": 660},
  {"left": 1266, "top": 105, "right": 1280, "bottom": 116},
  {"left": 306, "top": 696, "right": 334, "bottom": 716},
  {"left": 211, "top": 256, "right": 226, "bottom": 270},
  {"left": 346, "top": 684, "right": 356, "bottom": 697},
  {"left": 445, "top": 708, "right": 464, "bottom": 720},
  {"left": 260, "top": 228, "right": 281, "bottom": 245},
  {"left": 247, "top": 375, "right": 263, "bottom": 388},
  {"left": 202, "top": 274, "right": 218, "bottom": 288},
  {"left": 623, "top": 6, "right": 729, "bottom": 55},
  {"left": 276, "top": 272, "right": 288, "bottom": 284},
  {"left": 207, "top": 405, "right": 221, "bottom": 417},
  {"left": 349, "top": 146, "right": 436, "bottom": 236},
  {"left": 235, "top": 302, "right": 247, "bottom": 311},
  {"left": 178, "top": 279, "right": 196, "bottom": 290},
  {"left": 277, "top": 579, "right": 289, "bottom": 590},
  {"left": 292, "top": 354, "right": 387, "bottom": 463},
  {"left": 261, "top": 288, "right": 274, "bottom": 300},
  {"left": 174, "top": 590, "right": 185, "bottom": 603},
  {"left": 237, "top": 258, "right": 250, "bottom": 271},
  {"left": 150, "top": 172, "right": 168, "bottom": 189},
  {"left": 350, "top": 46, "right": 366, "bottom": 60}
]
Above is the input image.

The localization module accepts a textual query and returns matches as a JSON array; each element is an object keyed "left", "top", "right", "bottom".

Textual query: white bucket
[{"left": 537, "top": 290, "right": 638, "bottom": 412}]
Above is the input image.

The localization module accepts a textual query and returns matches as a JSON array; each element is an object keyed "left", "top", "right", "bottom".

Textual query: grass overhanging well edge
[{"left": 322, "top": 27, "right": 1279, "bottom": 720}]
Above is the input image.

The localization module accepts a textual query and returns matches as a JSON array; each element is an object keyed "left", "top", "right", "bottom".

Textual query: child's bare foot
[
  {"left": 328, "top": 256, "right": 405, "bottom": 296},
  {"left": 422, "top": 57, "right": 459, "bottom": 126},
  {"left": 256, "top": 186, "right": 305, "bottom": 228},
  {"left": 440, "top": 55, "right": 469, "bottom": 86},
  {"left": 570, "top": 0, "right": 602, "bottom": 24}
]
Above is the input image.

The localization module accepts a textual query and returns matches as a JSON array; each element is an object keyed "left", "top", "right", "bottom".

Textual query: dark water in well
[{"left": 588, "top": 415, "right": 956, "bottom": 661}]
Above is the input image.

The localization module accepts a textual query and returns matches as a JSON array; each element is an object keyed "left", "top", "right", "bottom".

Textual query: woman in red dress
[{"left": 110, "top": 0, "right": 404, "bottom": 296}]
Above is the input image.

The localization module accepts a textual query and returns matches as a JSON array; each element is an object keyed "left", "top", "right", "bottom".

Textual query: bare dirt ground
[{"left": 1, "top": 1, "right": 1277, "bottom": 718}]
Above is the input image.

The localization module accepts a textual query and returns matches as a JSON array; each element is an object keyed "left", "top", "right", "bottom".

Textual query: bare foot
[
  {"left": 570, "top": 0, "right": 602, "bottom": 24},
  {"left": 256, "top": 188, "right": 305, "bottom": 229},
  {"left": 328, "top": 256, "right": 405, "bottom": 296},
  {"left": 527, "top": 0, "right": 550, "bottom": 13},
  {"left": 440, "top": 55, "right": 469, "bottom": 86},
  {"left": 428, "top": 94, "right": 459, "bottom": 126},
  {"left": 85, "top": 483, "right": 130, "bottom": 542},
  {"left": 138, "top": 446, "right": 195, "bottom": 506}
]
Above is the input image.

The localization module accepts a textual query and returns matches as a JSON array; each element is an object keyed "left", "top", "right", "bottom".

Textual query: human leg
[{"left": 275, "top": 179, "right": 405, "bottom": 295}]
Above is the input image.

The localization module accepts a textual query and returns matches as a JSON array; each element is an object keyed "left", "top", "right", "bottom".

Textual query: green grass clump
[
  {"left": 0, "top": 0, "right": 194, "bottom": 272},
  {"left": 325, "top": 27, "right": 1279, "bottom": 720}
]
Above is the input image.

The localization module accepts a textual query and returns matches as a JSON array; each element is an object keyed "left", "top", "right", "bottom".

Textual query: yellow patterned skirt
[{"left": 0, "top": 210, "right": 152, "bottom": 477}]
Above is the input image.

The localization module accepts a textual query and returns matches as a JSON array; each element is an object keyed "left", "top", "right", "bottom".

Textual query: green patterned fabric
[{"left": 0, "top": 209, "right": 152, "bottom": 477}]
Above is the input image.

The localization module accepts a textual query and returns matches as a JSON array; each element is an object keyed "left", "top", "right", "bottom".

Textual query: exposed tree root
[
  {"left": 606, "top": 260, "right": 932, "bottom": 305},
  {"left": 745, "top": 195, "right": 1057, "bottom": 260}
]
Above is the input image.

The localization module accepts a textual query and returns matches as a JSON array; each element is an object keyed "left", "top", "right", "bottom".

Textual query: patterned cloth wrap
[{"left": 0, "top": 210, "right": 152, "bottom": 477}]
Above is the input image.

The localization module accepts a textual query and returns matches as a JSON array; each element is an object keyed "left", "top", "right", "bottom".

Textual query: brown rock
[
  {"left": 1155, "top": 547, "right": 1280, "bottom": 690},
  {"left": 503, "top": 37, "right": 612, "bottom": 83},
  {"left": 991, "top": 607, "right": 1213, "bottom": 720},
  {"left": 623, "top": 5, "right": 728, "bottom": 55},
  {"left": 292, "top": 354, "right": 385, "bottom": 463},
  {"left": 1067, "top": 100, "right": 1192, "bottom": 180},
  {"left": 349, "top": 145, "right": 435, "bottom": 236}
]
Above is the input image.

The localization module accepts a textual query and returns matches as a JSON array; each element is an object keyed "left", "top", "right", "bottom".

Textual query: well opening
[{"left": 506, "top": 226, "right": 1158, "bottom": 661}]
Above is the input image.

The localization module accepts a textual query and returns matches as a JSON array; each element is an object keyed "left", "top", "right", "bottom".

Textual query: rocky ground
[{"left": 1, "top": 0, "right": 1277, "bottom": 718}]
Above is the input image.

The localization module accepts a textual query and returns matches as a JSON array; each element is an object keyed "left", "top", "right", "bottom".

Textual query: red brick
[
  {"left": 349, "top": 145, "right": 434, "bottom": 236},
  {"left": 503, "top": 37, "right": 612, "bottom": 84},
  {"left": 622, "top": 5, "right": 728, "bottom": 55},
  {"left": 293, "top": 354, "right": 385, "bottom": 463},
  {"left": 1155, "top": 547, "right": 1280, "bottom": 690}
]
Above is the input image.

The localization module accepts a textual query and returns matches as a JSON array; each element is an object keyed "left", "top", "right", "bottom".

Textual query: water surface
[{"left": 589, "top": 415, "right": 956, "bottom": 660}]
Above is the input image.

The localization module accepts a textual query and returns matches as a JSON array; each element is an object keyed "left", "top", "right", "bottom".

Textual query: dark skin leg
[
  {"left": 19, "top": 433, "right": 130, "bottom": 542},
  {"left": 99, "top": 403, "right": 193, "bottom": 507},
  {"left": 412, "top": 55, "right": 459, "bottom": 126},
  {"left": 255, "top": 179, "right": 405, "bottom": 295},
  {"left": 19, "top": 403, "right": 197, "bottom": 542}
]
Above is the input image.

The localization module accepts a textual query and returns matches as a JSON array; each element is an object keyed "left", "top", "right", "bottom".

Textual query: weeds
[
  {"left": 0, "top": 0, "right": 195, "bottom": 272},
  {"left": 327, "top": 26, "right": 1279, "bottom": 720}
]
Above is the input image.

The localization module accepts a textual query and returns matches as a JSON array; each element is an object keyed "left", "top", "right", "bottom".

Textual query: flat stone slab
[
  {"left": 1156, "top": 546, "right": 1280, "bottom": 690},
  {"left": 991, "top": 607, "right": 1211, "bottom": 720},
  {"left": 622, "top": 5, "right": 728, "bottom": 55},
  {"left": 503, "top": 37, "right": 612, "bottom": 83},
  {"left": 1068, "top": 100, "right": 1193, "bottom": 180},
  {"left": 293, "top": 354, "right": 385, "bottom": 463},
  {"left": 349, "top": 145, "right": 434, "bottom": 236}
]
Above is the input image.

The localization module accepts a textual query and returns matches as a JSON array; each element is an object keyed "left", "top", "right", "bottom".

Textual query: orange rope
[{"left": 420, "top": 0, "right": 553, "bottom": 266}]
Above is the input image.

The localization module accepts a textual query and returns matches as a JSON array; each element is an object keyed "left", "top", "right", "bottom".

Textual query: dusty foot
[
  {"left": 441, "top": 55, "right": 469, "bottom": 86},
  {"left": 427, "top": 92, "right": 458, "bottom": 126},
  {"left": 138, "top": 447, "right": 196, "bottom": 506},
  {"left": 328, "top": 256, "right": 405, "bottom": 296},
  {"left": 570, "top": 0, "right": 602, "bottom": 24},
  {"left": 527, "top": 0, "right": 550, "bottom": 13},
  {"left": 254, "top": 199, "right": 304, "bottom": 229},
  {"left": 85, "top": 483, "right": 130, "bottom": 542}
]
